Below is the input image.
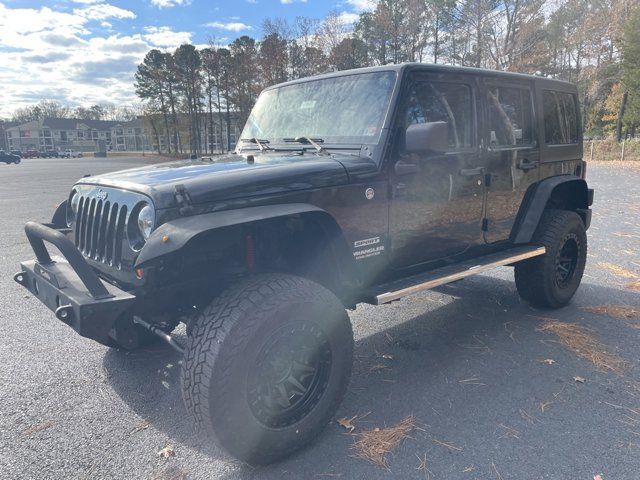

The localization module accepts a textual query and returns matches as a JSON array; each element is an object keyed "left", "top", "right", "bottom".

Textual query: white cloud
[
  {"left": 150, "top": 0, "right": 192, "bottom": 8},
  {"left": 69, "top": 0, "right": 103, "bottom": 4},
  {"left": 338, "top": 12, "right": 360, "bottom": 25},
  {"left": 204, "top": 21, "right": 252, "bottom": 32},
  {"left": 346, "top": 0, "right": 375, "bottom": 11},
  {"left": 0, "top": 3, "right": 195, "bottom": 117},
  {"left": 280, "top": 0, "right": 307, "bottom": 4},
  {"left": 74, "top": 4, "right": 136, "bottom": 21},
  {"left": 143, "top": 26, "right": 192, "bottom": 48}
]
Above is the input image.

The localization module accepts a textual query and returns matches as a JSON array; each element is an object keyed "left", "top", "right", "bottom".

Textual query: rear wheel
[
  {"left": 515, "top": 209, "right": 587, "bottom": 308},
  {"left": 181, "top": 274, "right": 353, "bottom": 464}
]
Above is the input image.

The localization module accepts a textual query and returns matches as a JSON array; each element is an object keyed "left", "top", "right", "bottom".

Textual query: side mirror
[{"left": 405, "top": 121, "right": 448, "bottom": 154}]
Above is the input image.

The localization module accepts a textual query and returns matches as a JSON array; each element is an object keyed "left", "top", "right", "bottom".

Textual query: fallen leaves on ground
[
  {"left": 574, "top": 376, "right": 586, "bottom": 383},
  {"left": 540, "top": 401, "right": 554, "bottom": 412},
  {"left": 584, "top": 305, "right": 640, "bottom": 320},
  {"left": 133, "top": 420, "right": 151, "bottom": 433},
  {"left": 432, "top": 438, "right": 463, "bottom": 451},
  {"left": 22, "top": 421, "right": 54, "bottom": 436},
  {"left": 627, "top": 280, "right": 640, "bottom": 292},
  {"left": 537, "top": 321, "right": 628, "bottom": 375},
  {"left": 597, "top": 262, "right": 638, "bottom": 280},
  {"left": 541, "top": 359, "right": 556, "bottom": 365},
  {"left": 352, "top": 416, "right": 415, "bottom": 468},
  {"left": 337, "top": 415, "right": 358, "bottom": 433},
  {"left": 158, "top": 445, "right": 175, "bottom": 458}
]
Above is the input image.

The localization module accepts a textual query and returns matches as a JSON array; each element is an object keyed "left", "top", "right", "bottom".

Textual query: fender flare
[
  {"left": 511, "top": 175, "right": 591, "bottom": 244},
  {"left": 51, "top": 200, "right": 68, "bottom": 229},
  {"left": 135, "top": 203, "right": 357, "bottom": 280}
]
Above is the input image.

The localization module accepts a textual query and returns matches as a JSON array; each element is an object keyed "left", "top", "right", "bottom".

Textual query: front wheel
[
  {"left": 515, "top": 209, "right": 587, "bottom": 308},
  {"left": 181, "top": 274, "right": 354, "bottom": 465}
]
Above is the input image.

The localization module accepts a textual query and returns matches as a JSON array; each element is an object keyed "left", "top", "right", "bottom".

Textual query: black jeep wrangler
[{"left": 15, "top": 64, "right": 593, "bottom": 464}]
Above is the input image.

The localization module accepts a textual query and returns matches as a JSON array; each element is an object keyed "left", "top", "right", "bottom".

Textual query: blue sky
[{"left": 0, "top": 0, "right": 369, "bottom": 117}]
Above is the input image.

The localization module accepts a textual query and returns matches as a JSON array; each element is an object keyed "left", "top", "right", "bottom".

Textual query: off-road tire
[
  {"left": 515, "top": 209, "right": 587, "bottom": 308},
  {"left": 181, "top": 274, "right": 354, "bottom": 465}
]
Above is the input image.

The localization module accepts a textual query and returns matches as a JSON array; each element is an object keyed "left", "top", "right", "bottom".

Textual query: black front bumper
[{"left": 14, "top": 222, "right": 135, "bottom": 346}]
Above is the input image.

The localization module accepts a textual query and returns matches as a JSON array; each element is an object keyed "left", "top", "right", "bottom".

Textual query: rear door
[{"left": 482, "top": 79, "right": 540, "bottom": 243}]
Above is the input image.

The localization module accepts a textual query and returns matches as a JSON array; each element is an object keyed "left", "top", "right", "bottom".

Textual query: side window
[
  {"left": 543, "top": 91, "right": 578, "bottom": 145},
  {"left": 406, "top": 82, "right": 473, "bottom": 150},
  {"left": 486, "top": 85, "right": 533, "bottom": 147}
]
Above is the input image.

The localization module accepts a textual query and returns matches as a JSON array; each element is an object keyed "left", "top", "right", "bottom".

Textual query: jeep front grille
[{"left": 74, "top": 196, "right": 128, "bottom": 268}]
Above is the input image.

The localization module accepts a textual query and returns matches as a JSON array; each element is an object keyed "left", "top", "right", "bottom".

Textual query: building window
[{"left": 60, "top": 131, "right": 67, "bottom": 141}]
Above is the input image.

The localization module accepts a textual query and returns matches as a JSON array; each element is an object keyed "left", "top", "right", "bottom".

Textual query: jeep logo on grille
[{"left": 95, "top": 189, "right": 108, "bottom": 201}]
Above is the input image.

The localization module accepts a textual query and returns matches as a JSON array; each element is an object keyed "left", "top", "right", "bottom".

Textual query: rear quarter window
[{"left": 543, "top": 90, "right": 578, "bottom": 145}]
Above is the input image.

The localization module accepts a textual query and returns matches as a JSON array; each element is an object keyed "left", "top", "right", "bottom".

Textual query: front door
[
  {"left": 389, "top": 74, "right": 486, "bottom": 268},
  {"left": 482, "top": 80, "right": 541, "bottom": 243}
]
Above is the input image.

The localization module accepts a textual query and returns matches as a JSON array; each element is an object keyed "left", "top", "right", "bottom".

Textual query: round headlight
[
  {"left": 137, "top": 203, "right": 155, "bottom": 240},
  {"left": 67, "top": 190, "right": 80, "bottom": 227}
]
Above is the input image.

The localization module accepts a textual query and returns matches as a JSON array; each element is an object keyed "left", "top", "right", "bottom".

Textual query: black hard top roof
[{"left": 267, "top": 63, "right": 576, "bottom": 92}]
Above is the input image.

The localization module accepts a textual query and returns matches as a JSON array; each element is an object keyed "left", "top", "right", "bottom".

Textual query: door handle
[
  {"left": 460, "top": 166, "right": 484, "bottom": 176},
  {"left": 517, "top": 158, "right": 538, "bottom": 171}
]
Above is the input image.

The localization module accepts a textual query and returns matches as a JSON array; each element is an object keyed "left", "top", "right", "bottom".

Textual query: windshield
[{"left": 241, "top": 71, "right": 397, "bottom": 146}]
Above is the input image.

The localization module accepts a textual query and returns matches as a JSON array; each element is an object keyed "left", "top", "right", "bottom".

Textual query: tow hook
[{"left": 133, "top": 316, "right": 185, "bottom": 354}]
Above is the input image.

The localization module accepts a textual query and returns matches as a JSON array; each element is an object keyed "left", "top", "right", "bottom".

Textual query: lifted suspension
[{"left": 133, "top": 316, "right": 185, "bottom": 354}]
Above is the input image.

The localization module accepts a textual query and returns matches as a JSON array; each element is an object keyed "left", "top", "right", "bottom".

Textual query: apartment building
[
  {"left": 4, "top": 114, "right": 243, "bottom": 154},
  {"left": 5, "top": 118, "right": 118, "bottom": 152}
]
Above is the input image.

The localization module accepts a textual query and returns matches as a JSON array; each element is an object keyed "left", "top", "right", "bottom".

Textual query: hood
[{"left": 77, "top": 152, "right": 358, "bottom": 209}]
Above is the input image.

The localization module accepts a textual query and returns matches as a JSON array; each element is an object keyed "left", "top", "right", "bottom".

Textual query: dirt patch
[
  {"left": 352, "top": 416, "right": 415, "bottom": 468},
  {"left": 626, "top": 281, "right": 640, "bottom": 292},
  {"left": 597, "top": 262, "right": 638, "bottom": 280},
  {"left": 584, "top": 305, "right": 640, "bottom": 320},
  {"left": 537, "top": 321, "right": 628, "bottom": 375}
]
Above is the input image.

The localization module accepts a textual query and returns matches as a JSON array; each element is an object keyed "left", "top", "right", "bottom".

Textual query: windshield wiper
[
  {"left": 283, "top": 136, "right": 328, "bottom": 155},
  {"left": 239, "top": 137, "right": 271, "bottom": 152}
]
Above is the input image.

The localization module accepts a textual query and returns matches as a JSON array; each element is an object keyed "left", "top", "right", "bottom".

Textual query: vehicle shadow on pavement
[{"left": 103, "top": 274, "right": 640, "bottom": 479}]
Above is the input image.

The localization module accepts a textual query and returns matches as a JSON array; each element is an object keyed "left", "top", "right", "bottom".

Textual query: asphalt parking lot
[{"left": 1, "top": 157, "right": 639, "bottom": 480}]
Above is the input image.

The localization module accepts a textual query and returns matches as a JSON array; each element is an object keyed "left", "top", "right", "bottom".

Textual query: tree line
[
  {"left": 10, "top": 100, "right": 139, "bottom": 124},
  {"left": 8, "top": 0, "right": 640, "bottom": 155},
  {"left": 135, "top": 0, "right": 640, "bottom": 156}
]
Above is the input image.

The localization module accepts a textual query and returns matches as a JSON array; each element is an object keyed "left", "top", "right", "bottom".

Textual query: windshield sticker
[{"left": 300, "top": 100, "right": 316, "bottom": 110}]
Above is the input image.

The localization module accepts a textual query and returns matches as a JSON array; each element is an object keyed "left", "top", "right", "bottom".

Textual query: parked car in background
[
  {"left": 59, "top": 150, "right": 83, "bottom": 158},
  {"left": 0, "top": 150, "right": 21, "bottom": 164},
  {"left": 10, "top": 150, "right": 22, "bottom": 158},
  {"left": 23, "top": 149, "right": 40, "bottom": 159},
  {"left": 40, "top": 150, "right": 59, "bottom": 158}
]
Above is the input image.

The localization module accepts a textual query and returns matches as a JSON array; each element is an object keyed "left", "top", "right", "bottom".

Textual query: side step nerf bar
[{"left": 371, "top": 245, "right": 546, "bottom": 305}]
